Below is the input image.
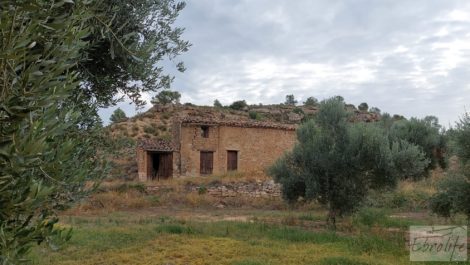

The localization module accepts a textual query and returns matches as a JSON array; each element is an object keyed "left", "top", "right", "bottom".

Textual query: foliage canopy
[
  {"left": 430, "top": 112, "right": 470, "bottom": 222},
  {"left": 229, "top": 100, "right": 248, "bottom": 110},
  {"left": 79, "top": 0, "right": 190, "bottom": 107},
  {"left": 388, "top": 116, "right": 447, "bottom": 174},
  {"left": 269, "top": 98, "right": 429, "bottom": 226},
  {"left": 0, "top": 0, "right": 188, "bottom": 262},
  {"left": 303, "top": 96, "right": 318, "bottom": 107},
  {"left": 151, "top": 90, "right": 181, "bottom": 105},
  {"left": 110, "top": 108, "right": 128, "bottom": 123},
  {"left": 285, "top": 94, "right": 297, "bottom": 105}
]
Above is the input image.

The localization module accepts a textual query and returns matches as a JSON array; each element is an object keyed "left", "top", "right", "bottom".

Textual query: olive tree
[
  {"left": 430, "top": 112, "right": 470, "bottom": 222},
  {"left": 1, "top": 0, "right": 188, "bottom": 262},
  {"left": 389, "top": 116, "right": 447, "bottom": 174},
  {"left": 0, "top": 2, "right": 106, "bottom": 262},
  {"left": 269, "top": 98, "right": 429, "bottom": 227},
  {"left": 79, "top": 0, "right": 190, "bottom": 107}
]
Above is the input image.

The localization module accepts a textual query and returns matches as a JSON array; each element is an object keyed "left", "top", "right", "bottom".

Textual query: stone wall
[
  {"left": 136, "top": 147, "right": 147, "bottom": 181},
  {"left": 179, "top": 124, "right": 296, "bottom": 177},
  {"left": 147, "top": 180, "right": 282, "bottom": 198},
  {"left": 200, "top": 180, "right": 282, "bottom": 198}
]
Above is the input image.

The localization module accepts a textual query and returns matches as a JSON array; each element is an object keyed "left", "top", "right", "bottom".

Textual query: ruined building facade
[{"left": 137, "top": 118, "right": 297, "bottom": 180}]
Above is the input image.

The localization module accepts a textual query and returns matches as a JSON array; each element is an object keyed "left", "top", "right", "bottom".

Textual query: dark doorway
[
  {"left": 147, "top": 152, "right": 173, "bottom": 180},
  {"left": 200, "top": 151, "right": 214, "bottom": 175},
  {"left": 227, "top": 150, "right": 238, "bottom": 171}
]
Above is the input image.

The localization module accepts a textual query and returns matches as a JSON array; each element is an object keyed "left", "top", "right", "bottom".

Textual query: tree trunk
[{"left": 326, "top": 208, "right": 337, "bottom": 230}]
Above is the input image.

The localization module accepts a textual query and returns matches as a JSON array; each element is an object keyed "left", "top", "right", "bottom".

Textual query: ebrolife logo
[{"left": 409, "top": 226, "right": 467, "bottom": 261}]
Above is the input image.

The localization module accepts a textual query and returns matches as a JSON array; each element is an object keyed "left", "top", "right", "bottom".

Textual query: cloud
[{"left": 100, "top": 0, "right": 470, "bottom": 126}]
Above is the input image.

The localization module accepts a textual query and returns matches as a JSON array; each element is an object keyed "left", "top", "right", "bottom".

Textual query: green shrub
[
  {"left": 431, "top": 171, "right": 470, "bottom": 221},
  {"left": 143, "top": 125, "right": 157, "bottom": 134},
  {"left": 197, "top": 186, "right": 207, "bottom": 195},
  {"left": 353, "top": 208, "right": 388, "bottom": 227},
  {"left": 389, "top": 192, "right": 408, "bottom": 208},
  {"left": 248, "top": 111, "right": 264, "bottom": 120},
  {"left": 155, "top": 224, "right": 195, "bottom": 234},
  {"left": 292, "top": 107, "right": 304, "bottom": 115},
  {"left": 249, "top": 111, "right": 258, "bottom": 119}
]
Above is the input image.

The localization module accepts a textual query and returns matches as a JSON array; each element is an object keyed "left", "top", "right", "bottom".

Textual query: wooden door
[
  {"left": 157, "top": 152, "right": 173, "bottom": 179},
  {"left": 200, "top": 151, "right": 213, "bottom": 175},
  {"left": 227, "top": 151, "right": 238, "bottom": 171}
]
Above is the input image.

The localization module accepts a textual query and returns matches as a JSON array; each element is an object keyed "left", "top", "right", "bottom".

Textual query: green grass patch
[
  {"left": 29, "top": 214, "right": 426, "bottom": 265},
  {"left": 155, "top": 224, "right": 195, "bottom": 234},
  {"left": 353, "top": 207, "right": 416, "bottom": 228},
  {"left": 318, "top": 257, "right": 372, "bottom": 265}
]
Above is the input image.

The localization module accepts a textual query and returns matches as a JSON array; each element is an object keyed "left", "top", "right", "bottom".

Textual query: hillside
[
  {"left": 108, "top": 103, "right": 381, "bottom": 141},
  {"left": 105, "top": 103, "right": 381, "bottom": 180}
]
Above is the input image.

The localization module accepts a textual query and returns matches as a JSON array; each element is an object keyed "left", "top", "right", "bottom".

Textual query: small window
[{"left": 201, "top": 126, "right": 209, "bottom": 138}]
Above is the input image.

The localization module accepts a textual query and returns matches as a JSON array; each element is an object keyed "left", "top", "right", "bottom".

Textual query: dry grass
[
  {"left": 66, "top": 172, "right": 285, "bottom": 215},
  {"left": 152, "top": 170, "right": 271, "bottom": 187},
  {"left": 397, "top": 168, "right": 445, "bottom": 196}
]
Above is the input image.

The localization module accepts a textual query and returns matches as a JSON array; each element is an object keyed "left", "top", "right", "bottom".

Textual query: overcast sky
[{"left": 100, "top": 0, "right": 470, "bottom": 127}]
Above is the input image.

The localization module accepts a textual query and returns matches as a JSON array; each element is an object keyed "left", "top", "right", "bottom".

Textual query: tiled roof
[
  {"left": 137, "top": 139, "right": 174, "bottom": 151},
  {"left": 181, "top": 117, "right": 297, "bottom": 131}
]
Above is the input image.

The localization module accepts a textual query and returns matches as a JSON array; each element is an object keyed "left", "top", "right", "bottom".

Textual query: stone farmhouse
[{"left": 136, "top": 117, "right": 297, "bottom": 181}]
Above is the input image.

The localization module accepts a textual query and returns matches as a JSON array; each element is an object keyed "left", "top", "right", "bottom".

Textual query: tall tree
[
  {"left": 79, "top": 0, "right": 190, "bottom": 107},
  {"left": 285, "top": 94, "right": 297, "bottom": 105},
  {"left": 389, "top": 117, "right": 447, "bottom": 174},
  {"left": 430, "top": 111, "right": 470, "bottom": 222},
  {"left": 269, "top": 98, "right": 428, "bottom": 227},
  {"left": 358, "top": 102, "right": 369, "bottom": 112},
  {"left": 0, "top": 0, "right": 189, "bottom": 262},
  {"left": 303, "top": 96, "right": 318, "bottom": 107},
  {"left": 229, "top": 100, "right": 247, "bottom": 110},
  {"left": 110, "top": 108, "right": 128, "bottom": 123},
  {"left": 151, "top": 90, "right": 181, "bottom": 105},
  {"left": 213, "top": 99, "right": 223, "bottom": 108}
]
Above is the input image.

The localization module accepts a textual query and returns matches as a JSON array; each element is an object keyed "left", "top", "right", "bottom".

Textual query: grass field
[
  {"left": 27, "top": 172, "right": 470, "bottom": 265},
  {"left": 29, "top": 208, "right": 469, "bottom": 265}
]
